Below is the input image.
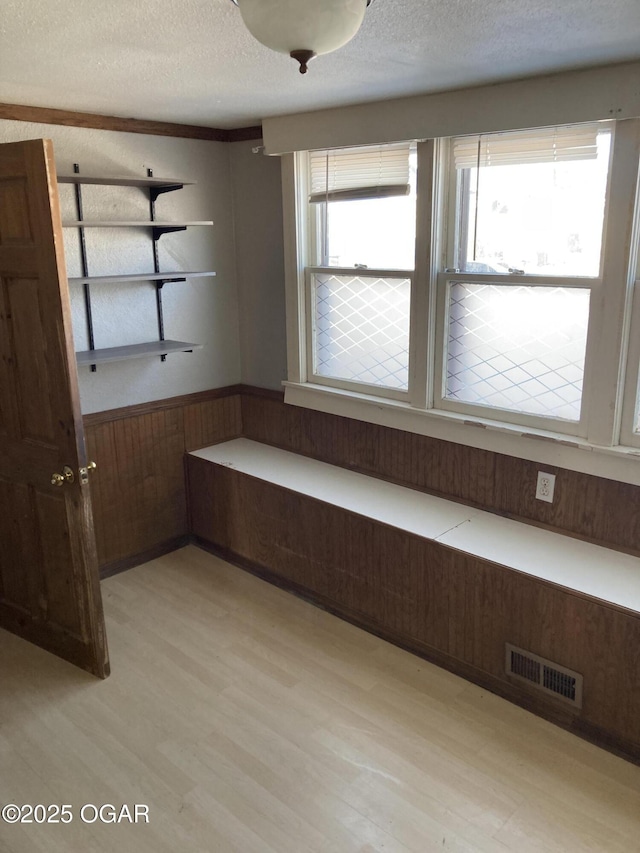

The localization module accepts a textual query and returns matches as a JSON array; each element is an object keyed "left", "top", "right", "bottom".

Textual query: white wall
[
  {"left": 230, "top": 140, "right": 287, "bottom": 391},
  {"left": 0, "top": 119, "right": 241, "bottom": 413}
]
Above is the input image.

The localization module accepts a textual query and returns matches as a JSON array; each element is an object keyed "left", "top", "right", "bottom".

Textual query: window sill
[{"left": 283, "top": 381, "right": 640, "bottom": 487}]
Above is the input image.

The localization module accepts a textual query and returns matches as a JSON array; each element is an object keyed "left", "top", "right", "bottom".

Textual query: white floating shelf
[
  {"left": 76, "top": 340, "right": 202, "bottom": 366},
  {"left": 69, "top": 271, "right": 216, "bottom": 285},
  {"left": 62, "top": 220, "right": 213, "bottom": 228},
  {"left": 57, "top": 175, "right": 194, "bottom": 188}
]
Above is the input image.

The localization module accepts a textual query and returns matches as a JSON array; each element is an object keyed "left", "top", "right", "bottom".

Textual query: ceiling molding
[
  {"left": 226, "top": 125, "right": 264, "bottom": 143},
  {"left": 0, "top": 102, "right": 263, "bottom": 143}
]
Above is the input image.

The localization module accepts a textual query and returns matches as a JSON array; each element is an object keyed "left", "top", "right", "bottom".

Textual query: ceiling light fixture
[{"left": 230, "top": 0, "right": 373, "bottom": 75}]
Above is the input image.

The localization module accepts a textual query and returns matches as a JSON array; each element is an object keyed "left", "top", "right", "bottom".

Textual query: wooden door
[{"left": 0, "top": 139, "right": 109, "bottom": 678}]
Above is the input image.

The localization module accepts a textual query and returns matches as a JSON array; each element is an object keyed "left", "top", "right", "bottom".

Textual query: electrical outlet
[{"left": 535, "top": 471, "right": 556, "bottom": 503}]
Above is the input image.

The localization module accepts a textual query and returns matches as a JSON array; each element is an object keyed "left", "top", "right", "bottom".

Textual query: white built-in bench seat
[{"left": 190, "top": 438, "right": 640, "bottom": 614}]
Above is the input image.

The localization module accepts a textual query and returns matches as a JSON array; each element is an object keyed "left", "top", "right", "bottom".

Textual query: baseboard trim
[
  {"left": 99, "top": 536, "right": 192, "bottom": 579},
  {"left": 193, "top": 535, "right": 640, "bottom": 766}
]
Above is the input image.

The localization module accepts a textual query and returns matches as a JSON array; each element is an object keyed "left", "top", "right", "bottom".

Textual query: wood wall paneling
[
  {"left": 184, "top": 394, "right": 242, "bottom": 451},
  {"left": 491, "top": 452, "right": 640, "bottom": 553},
  {"left": 86, "top": 408, "right": 186, "bottom": 567},
  {"left": 240, "top": 392, "right": 640, "bottom": 556},
  {"left": 87, "top": 384, "right": 640, "bottom": 573},
  {"left": 80, "top": 383, "right": 640, "bottom": 758},
  {"left": 58, "top": 377, "right": 640, "bottom": 767},
  {"left": 187, "top": 456, "right": 640, "bottom": 761},
  {"left": 84, "top": 390, "right": 242, "bottom": 574}
]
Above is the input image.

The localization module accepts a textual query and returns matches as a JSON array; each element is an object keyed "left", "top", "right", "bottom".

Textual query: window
[
  {"left": 284, "top": 118, "right": 640, "bottom": 469},
  {"left": 436, "top": 124, "right": 612, "bottom": 433},
  {"left": 305, "top": 143, "right": 417, "bottom": 397}
]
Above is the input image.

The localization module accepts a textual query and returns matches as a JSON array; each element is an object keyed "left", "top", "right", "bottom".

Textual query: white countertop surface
[{"left": 191, "top": 439, "right": 640, "bottom": 613}]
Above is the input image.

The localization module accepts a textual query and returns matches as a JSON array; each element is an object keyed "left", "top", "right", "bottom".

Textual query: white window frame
[
  {"left": 281, "top": 120, "right": 640, "bottom": 487},
  {"left": 586, "top": 119, "right": 640, "bottom": 447},
  {"left": 298, "top": 140, "right": 434, "bottom": 408},
  {"left": 620, "top": 280, "right": 640, "bottom": 447},
  {"left": 435, "top": 123, "right": 619, "bottom": 439},
  {"left": 619, "top": 169, "right": 640, "bottom": 448}
]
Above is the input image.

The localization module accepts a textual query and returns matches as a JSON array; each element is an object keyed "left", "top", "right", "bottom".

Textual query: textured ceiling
[{"left": 0, "top": 0, "right": 639, "bottom": 129}]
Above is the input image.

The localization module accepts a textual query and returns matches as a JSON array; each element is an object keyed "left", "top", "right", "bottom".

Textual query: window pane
[
  {"left": 313, "top": 273, "right": 410, "bottom": 390},
  {"left": 445, "top": 283, "right": 590, "bottom": 421},
  {"left": 457, "top": 131, "right": 610, "bottom": 277},
  {"left": 316, "top": 148, "right": 417, "bottom": 269},
  {"left": 323, "top": 195, "right": 416, "bottom": 269}
]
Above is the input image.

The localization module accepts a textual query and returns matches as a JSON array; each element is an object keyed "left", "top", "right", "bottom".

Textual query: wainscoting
[
  {"left": 84, "top": 388, "right": 242, "bottom": 575},
  {"left": 85, "top": 384, "right": 640, "bottom": 570},
  {"left": 240, "top": 393, "right": 640, "bottom": 557},
  {"left": 85, "top": 384, "right": 640, "bottom": 761}
]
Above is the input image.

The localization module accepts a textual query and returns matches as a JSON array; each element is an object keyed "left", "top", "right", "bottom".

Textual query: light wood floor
[{"left": 1, "top": 546, "right": 640, "bottom": 853}]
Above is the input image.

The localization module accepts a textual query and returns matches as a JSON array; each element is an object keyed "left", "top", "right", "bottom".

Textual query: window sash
[
  {"left": 308, "top": 144, "right": 418, "bottom": 269},
  {"left": 450, "top": 128, "right": 611, "bottom": 279},
  {"left": 305, "top": 267, "right": 413, "bottom": 402},
  {"left": 432, "top": 273, "right": 596, "bottom": 437}
]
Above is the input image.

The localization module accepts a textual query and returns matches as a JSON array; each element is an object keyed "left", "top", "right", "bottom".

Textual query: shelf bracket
[
  {"left": 148, "top": 170, "right": 187, "bottom": 240},
  {"left": 151, "top": 225, "right": 188, "bottom": 240},
  {"left": 74, "top": 163, "right": 97, "bottom": 371},
  {"left": 155, "top": 283, "right": 166, "bottom": 358},
  {"left": 149, "top": 168, "right": 167, "bottom": 361},
  {"left": 149, "top": 184, "right": 184, "bottom": 203}
]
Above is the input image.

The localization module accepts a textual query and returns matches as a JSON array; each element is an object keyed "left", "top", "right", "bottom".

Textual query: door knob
[{"left": 51, "top": 466, "right": 75, "bottom": 487}]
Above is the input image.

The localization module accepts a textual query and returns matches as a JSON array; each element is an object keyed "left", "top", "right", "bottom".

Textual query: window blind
[
  {"left": 309, "top": 142, "right": 411, "bottom": 203},
  {"left": 453, "top": 123, "right": 601, "bottom": 169}
]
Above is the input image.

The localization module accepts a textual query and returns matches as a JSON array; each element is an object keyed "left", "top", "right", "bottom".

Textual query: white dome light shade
[{"left": 235, "top": 0, "right": 369, "bottom": 73}]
